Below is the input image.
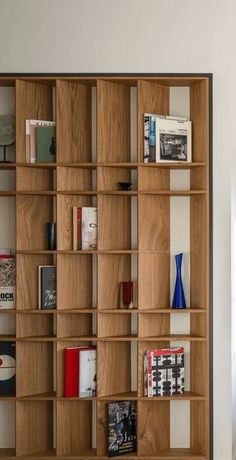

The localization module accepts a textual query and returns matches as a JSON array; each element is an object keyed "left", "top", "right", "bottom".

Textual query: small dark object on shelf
[{"left": 117, "top": 182, "right": 132, "bottom": 191}]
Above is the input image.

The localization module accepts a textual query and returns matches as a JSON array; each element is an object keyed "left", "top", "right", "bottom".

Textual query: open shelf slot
[
  {"left": 17, "top": 342, "right": 54, "bottom": 397},
  {"left": 0, "top": 170, "right": 16, "bottom": 193},
  {"left": 17, "top": 254, "right": 54, "bottom": 310},
  {"left": 98, "top": 312, "right": 137, "bottom": 338},
  {"left": 56, "top": 80, "right": 93, "bottom": 163},
  {"left": 16, "top": 166, "right": 55, "bottom": 193},
  {"left": 139, "top": 254, "right": 170, "bottom": 310},
  {"left": 98, "top": 165, "right": 137, "bottom": 192},
  {"left": 17, "top": 312, "right": 54, "bottom": 338},
  {"left": 57, "top": 312, "right": 95, "bottom": 338},
  {"left": 57, "top": 400, "right": 95, "bottom": 456},
  {"left": 57, "top": 166, "right": 96, "bottom": 192},
  {"left": 16, "top": 400, "right": 54, "bottom": 456},
  {"left": 16, "top": 79, "right": 54, "bottom": 163},
  {"left": 0, "top": 402, "right": 15, "bottom": 454}
]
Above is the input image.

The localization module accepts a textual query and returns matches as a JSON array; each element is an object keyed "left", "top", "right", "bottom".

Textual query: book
[
  {"left": 25, "top": 119, "right": 56, "bottom": 163},
  {"left": 72, "top": 207, "right": 82, "bottom": 250},
  {"left": 38, "top": 266, "right": 56, "bottom": 309},
  {"left": 36, "top": 126, "right": 56, "bottom": 163},
  {"left": 72, "top": 207, "right": 97, "bottom": 251},
  {"left": 108, "top": 400, "right": 137, "bottom": 457},
  {"left": 0, "top": 342, "right": 16, "bottom": 395},
  {"left": 78, "top": 347, "right": 96, "bottom": 397},
  {"left": 81, "top": 207, "right": 97, "bottom": 250},
  {"left": 144, "top": 347, "right": 184, "bottom": 397},
  {"left": 64, "top": 346, "right": 88, "bottom": 397},
  {"left": 144, "top": 113, "right": 191, "bottom": 163},
  {"left": 0, "top": 254, "right": 16, "bottom": 309},
  {"left": 156, "top": 118, "right": 192, "bottom": 162}
]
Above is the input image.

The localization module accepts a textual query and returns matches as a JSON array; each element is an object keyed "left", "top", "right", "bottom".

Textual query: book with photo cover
[
  {"left": 0, "top": 253, "right": 16, "bottom": 309},
  {"left": 38, "top": 266, "right": 56, "bottom": 309},
  {"left": 108, "top": 400, "right": 137, "bottom": 457},
  {"left": 78, "top": 346, "right": 96, "bottom": 397},
  {"left": 144, "top": 347, "right": 184, "bottom": 397},
  {"left": 25, "top": 119, "right": 56, "bottom": 163},
  {"left": 156, "top": 118, "right": 192, "bottom": 162},
  {"left": 0, "top": 342, "right": 16, "bottom": 395},
  {"left": 36, "top": 126, "right": 56, "bottom": 163}
]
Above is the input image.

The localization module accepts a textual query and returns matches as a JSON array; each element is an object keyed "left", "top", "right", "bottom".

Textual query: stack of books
[
  {"left": 26, "top": 119, "right": 56, "bottom": 163},
  {"left": 64, "top": 346, "right": 96, "bottom": 398},
  {"left": 144, "top": 347, "right": 184, "bottom": 397},
  {"left": 0, "top": 249, "right": 16, "bottom": 310},
  {"left": 73, "top": 207, "right": 97, "bottom": 250}
]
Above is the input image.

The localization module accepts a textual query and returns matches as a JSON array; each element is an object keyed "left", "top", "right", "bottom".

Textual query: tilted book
[
  {"left": 25, "top": 119, "right": 56, "bottom": 163},
  {"left": 0, "top": 255, "right": 16, "bottom": 309},
  {"left": 0, "top": 342, "right": 16, "bottom": 395},
  {"left": 38, "top": 266, "right": 56, "bottom": 309},
  {"left": 36, "top": 126, "right": 56, "bottom": 163},
  {"left": 144, "top": 347, "right": 184, "bottom": 397},
  {"left": 156, "top": 118, "right": 192, "bottom": 162},
  {"left": 78, "top": 347, "right": 96, "bottom": 397},
  {"left": 108, "top": 400, "right": 137, "bottom": 457}
]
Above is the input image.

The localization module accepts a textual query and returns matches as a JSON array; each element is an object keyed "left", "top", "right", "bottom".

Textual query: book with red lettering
[{"left": 64, "top": 346, "right": 88, "bottom": 397}]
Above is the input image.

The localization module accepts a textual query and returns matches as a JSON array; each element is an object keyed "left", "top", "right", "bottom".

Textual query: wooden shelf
[{"left": 1, "top": 74, "right": 211, "bottom": 460}]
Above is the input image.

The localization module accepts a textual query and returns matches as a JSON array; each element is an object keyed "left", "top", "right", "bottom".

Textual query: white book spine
[{"left": 79, "top": 349, "right": 96, "bottom": 397}]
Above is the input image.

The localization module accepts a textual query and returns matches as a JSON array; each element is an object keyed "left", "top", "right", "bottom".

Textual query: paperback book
[
  {"left": 73, "top": 207, "right": 97, "bottom": 250},
  {"left": 0, "top": 342, "right": 16, "bottom": 395},
  {"left": 0, "top": 252, "right": 16, "bottom": 309},
  {"left": 144, "top": 347, "right": 184, "bottom": 397},
  {"left": 108, "top": 400, "right": 137, "bottom": 457},
  {"left": 36, "top": 126, "right": 56, "bottom": 163},
  {"left": 38, "top": 265, "right": 56, "bottom": 309},
  {"left": 25, "top": 119, "right": 56, "bottom": 163}
]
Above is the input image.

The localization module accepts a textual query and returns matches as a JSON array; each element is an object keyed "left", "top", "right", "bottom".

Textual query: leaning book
[
  {"left": 156, "top": 118, "right": 192, "bottom": 162},
  {"left": 0, "top": 254, "right": 16, "bottom": 309},
  {"left": 38, "top": 266, "right": 56, "bottom": 309},
  {"left": 108, "top": 400, "right": 137, "bottom": 457}
]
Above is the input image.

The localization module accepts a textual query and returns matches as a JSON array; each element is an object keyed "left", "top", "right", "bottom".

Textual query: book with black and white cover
[
  {"left": 0, "top": 253, "right": 16, "bottom": 309},
  {"left": 0, "top": 342, "right": 16, "bottom": 395},
  {"left": 144, "top": 113, "right": 188, "bottom": 163},
  {"left": 79, "top": 347, "right": 96, "bottom": 397},
  {"left": 81, "top": 207, "right": 97, "bottom": 250},
  {"left": 156, "top": 118, "right": 192, "bottom": 162},
  {"left": 38, "top": 266, "right": 56, "bottom": 309},
  {"left": 108, "top": 400, "right": 137, "bottom": 457},
  {"left": 26, "top": 120, "right": 56, "bottom": 163}
]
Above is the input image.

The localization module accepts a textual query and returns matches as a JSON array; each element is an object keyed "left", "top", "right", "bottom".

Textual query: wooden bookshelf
[{"left": 0, "top": 74, "right": 211, "bottom": 459}]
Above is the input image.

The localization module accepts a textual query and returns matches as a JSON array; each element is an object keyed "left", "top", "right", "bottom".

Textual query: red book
[
  {"left": 72, "top": 207, "right": 82, "bottom": 250},
  {"left": 64, "top": 346, "right": 88, "bottom": 397}
]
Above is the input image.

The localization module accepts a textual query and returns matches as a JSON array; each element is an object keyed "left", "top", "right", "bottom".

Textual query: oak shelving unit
[{"left": 0, "top": 74, "right": 211, "bottom": 459}]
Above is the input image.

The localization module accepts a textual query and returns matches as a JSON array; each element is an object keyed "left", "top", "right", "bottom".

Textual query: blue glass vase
[{"left": 172, "top": 253, "right": 186, "bottom": 309}]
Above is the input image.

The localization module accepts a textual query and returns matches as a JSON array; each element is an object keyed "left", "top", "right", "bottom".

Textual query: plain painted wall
[{"left": 0, "top": 1, "right": 235, "bottom": 458}]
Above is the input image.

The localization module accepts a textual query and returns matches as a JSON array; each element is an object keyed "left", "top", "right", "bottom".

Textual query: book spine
[
  {"left": 25, "top": 120, "right": 30, "bottom": 163},
  {"left": 144, "top": 116, "right": 150, "bottom": 163},
  {"left": 72, "top": 207, "right": 78, "bottom": 251},
  {"left": 77, "top": 207, "right": 82, "bottom": 250},
  {"left": 64, "top": 349, "right": 79, "bottom": 397}
]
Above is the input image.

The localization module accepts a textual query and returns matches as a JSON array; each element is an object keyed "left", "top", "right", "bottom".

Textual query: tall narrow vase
[{"left": 172, "top": 253, "right": 186, "bottom": 309}]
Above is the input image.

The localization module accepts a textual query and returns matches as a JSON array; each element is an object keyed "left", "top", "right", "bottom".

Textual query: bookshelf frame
[{"left": 0, "top": 73, "right": 213, "bottom": 460}]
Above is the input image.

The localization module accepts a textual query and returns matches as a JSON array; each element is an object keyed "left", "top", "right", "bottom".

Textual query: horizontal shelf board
[
  {"left": 0, "top": 449, "right": 16, "bottom": 458},
  {"left": 0, "top": 335, "right": 16, "bottom": 341},
  {"left": 136, "top": 449, "right": 206, "bottom": 459},
  {"left": 99, "top": 391, "right": 137, "bottom": 400},
  {"left": 0, "top": 163, "right": 17, "bottom": 170},
  {"left": 57, "top": 308, "right": 97, "bottom": 314},
  {"left": 17, "top": 190, "right": 56, "bottom": 196},
  {"left": 0, "top": 395, "right": 16, "bottom": 400},
  {"left": 139, "top": 308, "right": 207, "bottom": 314},
  {"left": 17, "top": 336, "right": 56, "bottom": 341},
  {"left": 140, "top": 391, "right": 206, "bottom": 401},
  {"left": 139, "top": 161, "right": 206, "bottom": 169},
  {"left": 58, "top": 190, "right": 96, "bottom": 195},
  {"left": 18, "top": 392, "right": 56, "bottom": 400},
  {"left": 0, "top": 191, "right": 16, "bottom": 196},
  {"left": 139, "top": 190, "right": 207, "bottom": 196},
  {"left": 99, "top": 190, "right": 137, "bottom": 195},
  {"left": 0, "top": 309, "right": 16, "bottom": 314},
  {"left": 98, "top": 309, "right": 137, "bottom": 314},
  {"left": 18, "top": 309, "right": 56, "bottom": 314},
  {"left": 58, "top": 336, "right": 97, "bottom": 341},
  {"left": 57, "top": 162, "right": 97, "bottom": 169},
  {"left": 140, "top": 335, "right": 207, "bottom": 342},
  {"left": 16, "top": 249, "right": 140, "bottom": 254},
  {"left": 17, "top": 162, "right": 56, "bottom": 169},
  {"left": 23, "top": 449, "right": 56, "bottom": 458},
  {"left": 57, "top": 396, "right": 97, "bottom": 401}
]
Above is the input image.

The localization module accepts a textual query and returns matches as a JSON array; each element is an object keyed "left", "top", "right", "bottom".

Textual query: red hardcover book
[
  {"left": 77, "top": 207, "right": 82, "bottom": 250},
  {"left": 64, "top": 346, "right": 88, "bottom": 397}
]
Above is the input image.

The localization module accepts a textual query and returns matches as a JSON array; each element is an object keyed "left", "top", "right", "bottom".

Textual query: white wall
[{"left": 0, "top": 1, "right": 235, "bottom": 458}]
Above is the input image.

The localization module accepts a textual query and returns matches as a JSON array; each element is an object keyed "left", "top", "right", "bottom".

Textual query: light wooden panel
[
  {"left": 138, "top": 401, "right": 170, "bottom": 455},
  {"left": 97, "top": 80, "right": 130, "bottom": 162},
  {"left": 56, "top": 80, "right": 92, "bottom": 163},
  {"left": 16, "top": 195, "right": 53, "bottom": 250},
  {"left": 97, "top": 342, "right": 131, "bottom": 396},
  {"left": 138, "top": 196, "right": 170, "bottom": 251},
  {"left": 57, "top": 313, "right": 93, "bottom": 337},
  {"left": 57, "top": 401, "right": 92, "bottom": 456},
  {"left": 190, "top": 80, "right": 209, "bottom": 163},
  {"left": 190, "top": 343, "right": 208, "bottom": 396},
  {"left": 139, "top": 166, "right": 170, "bottom": 192},
  {"left": 137, "top": 80, "right": 169, "bottom": 162},
  {"left": 190, "top": 401, "right": 208, "bottom": 456},
  {"left": 15, "top": 80, "right": 53, "bottom": 163},
  {"left": 97, "top": 166, "right": 132, "bottom": 191},
  {"left": 57, "top": 167, "right": 93, "bottom": 192},
  {"left": 56, "top": 340, "right": 93, "bottom": 397},
  {"left": 16, "top": 342, "right": 53, "bottom": 396},
  {"left": 57, "top": 255, "right": 93, "bottom": 310},
  {"left": 16, "top": 167, "right": 54, "bottom": 191},
  {"left": 17, "top": 254, "right": 53, "bottom": 310},
  {"left": 57, "top": 194, "right": 93, "bottom": 250},
  {"left": 17, "top": 313, "right": 54, "bottom": 337},
  {"left": 98, "top": 313, "right": 131, "bottom": 337},
  {"left": 138, "top": 254, "right": 170, "bottom": 309},
  {"left": 97, "top": 401, "right": 108, "bottom": 456},
  {"left": 138, "top": 313, "right": 170, "bottom": 337},
  {"left": 97, "top": 255, "right": 131, "bottom": 309},
  {"left": 98, "top": 195, "right": 132, "bottom": 250}
]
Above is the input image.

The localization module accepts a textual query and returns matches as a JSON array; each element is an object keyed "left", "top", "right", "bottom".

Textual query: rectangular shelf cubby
[
  {"left": 57, "top": 312, "right": 95, "bottom": 338},
  {"left": 16, "top": 166, "right": 56, "bottom": 192}
]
